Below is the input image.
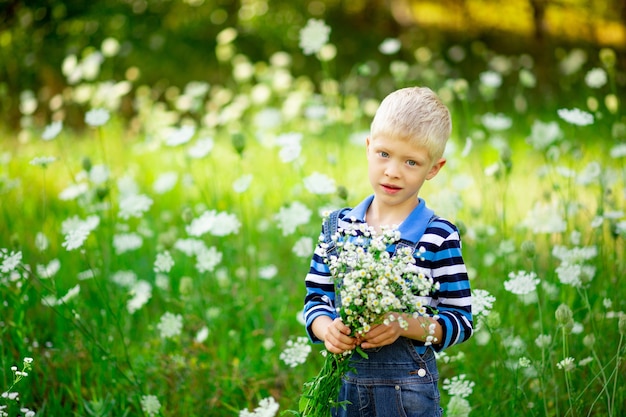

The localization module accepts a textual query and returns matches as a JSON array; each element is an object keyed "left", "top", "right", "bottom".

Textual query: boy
[{"left": 303, "top": 87, "right": 473, "bottom": 417}]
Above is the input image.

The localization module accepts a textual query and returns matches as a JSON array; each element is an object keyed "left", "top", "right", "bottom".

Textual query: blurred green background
[{"left": 1, "top": 0, "right": 625, "bottom": 132}]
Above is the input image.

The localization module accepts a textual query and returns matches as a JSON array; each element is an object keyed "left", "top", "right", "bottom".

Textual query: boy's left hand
[{"left": 359, "top": 320, "right": 402, "bottom": 349}]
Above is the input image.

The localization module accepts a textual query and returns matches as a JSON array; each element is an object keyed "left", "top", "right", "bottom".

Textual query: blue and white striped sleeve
[
  {"left": 422, "top": 220, "right": 474, "bottom": 351},
  {"left": 303, "top": 232, "right": 338, "bottom": 343}
]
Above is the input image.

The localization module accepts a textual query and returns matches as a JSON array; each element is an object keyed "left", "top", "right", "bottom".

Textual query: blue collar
[{"left": 345, "top": 195, "right": 434, "bottom": 242}]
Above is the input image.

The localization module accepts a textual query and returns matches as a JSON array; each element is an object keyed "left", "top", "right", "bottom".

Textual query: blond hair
[{"left": 370, "top": 87, "right": 452, "bottom": 161}]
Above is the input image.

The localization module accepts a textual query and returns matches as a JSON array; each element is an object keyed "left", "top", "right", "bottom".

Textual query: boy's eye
[
  {"left": 407, "top": 160, "right": 417, "bottom": 166},
  {"left": 379, "top": 151, "right": 389, "bottom": 158}
]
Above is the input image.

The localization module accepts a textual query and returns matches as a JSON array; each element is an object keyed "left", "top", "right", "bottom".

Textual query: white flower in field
[
  {"left": 42, "top": 120, "right": 63, "bottom": 141},
  {"left": 111, "top": 270, "right": 138, "bottom": 288},
  {"left": 556, "top": 357, "right": 576, "bottom": 371},
  {"left": 118, "top": 194, "right": 153, "bottom": 220},
  {"left": 258, "top": 264, "right": 278, "bottom": 280},
  {"left": 195, "top": 246, "right": 223, "bottom": 273},
  {"left": 165, "top": 125, "right": 195, "bottom": 146},
  {"left": 470, "top": 289, "right": 495, "bottom": 317},
  {"left": 584, "top": 67, "right": 607, "bottom": 88},
  {"left": 61, "top": 228, "right": 90, "bottom": 251},
  {"left": 36, "top": 259, "right": 61, "bottom": 279},
  {"left": 21, "top": 408, "right": 35, "bottom": 417},
  {"left": 299, "top": 19, "right": 330, "bottom": 56},
  {"left": 522, "top": 200, "right": 566, "bottom": 234},
  {"left": 557, "top": 107, "right": 594, "bottom": 126},
  {"left": 446, "top": 395, "right": 472, "bottom": 417},
  {"left": 527, "top": 120, "right": 562, "bottom": 150},
  {"left": 157, "top": 312, "right": 183, "bottom": 339},
  {"left": 35, "top": 232, "right": 49, "bottom": 251},
  {"left": 379, "top": 38, "right": 401, "bottom": 55},
  {"left": 127, "top": 280, "right": 152, "bottom": 314},
  {"left": 101, "top": 37, "right": 120, "bottom": 57},
  {"left": 195, "top": 326, "right": 209, "bottom": 343},
  {"left": 555, "top": 262, "right": 595, "bottom": 288},
  {"left": 535, "top": 334, "right": 552, "bottom": 349},
  {"left": 57, "top": 284, "right": 80, "bottom": 305},
  {"left": 186, "top": 210, "right": 241, "bottom": 237},
  {"left": 481, "top": 112, "right": 512, "bottom": 131},
  {"left": 278, "top": 141, "right": 302, "bottom": 163},
  {"left": 112, "top": 232, "right": 143, "bottom": 255},
  {"left": 154, "top": 250, "right": 174, "bottom": 273},
  {"left": 576, "top": 161, "right": 601, "bottom": 185},
  {"left": 29, "top": 156, "right": 57, "bottom": 167},
  {"left": 504, "top": 270, "right": 540, "bottom": 295},
  {"left": 140, "top": 394, "right": 161, "bottom": 417},
  {"left": 61, "top": 215, "right": 100, "bottom": 251},
  {"left": 279, "top": 336, "right": 311, "bottom": 368},
  {"left": 0, "top": 249, "right": 22, "bottom": 273},
  {"left": 479, "top": 70, "right": 502, "bottom": 88},
  {"left": 254, "top": 108, "right": 282, "bottom": 130},
  {"left": 187, "top": 137, "right": 214, "bottom": 158},
  {"left": 232, "top": 174, "right": 253, "bottom": 193},
  {"left": 292, "top": 236, "right": 313, "bottom": 258},
  {"left": 84, "top": 108, "right": 110, "bottom": 127},
  {"left": 274, "top": 201, "right": 312, "bottom": 236},
  {"left": 442, "top": 374, "right": 475, "bottom": 399},
  {"left": 552, "top": 245, "right": 598, "bottom": 264},
  {"left": 303, "top": 172, "right": 336, "bottom": 195},
  {"left": 58, "top": 182, "right": 89, "bottom": 201},
  {"left": 173, "top": 238, "right": 207, "bottom": 256},
  {"left": 239, "top": 396, "right": 279, "bottom": 417},
  {"left": 610, "top": 143, "right": 626, "bottom": 158},
  {"left": 89, "top": 164, "right": 109, "bottom": 185},
  {"left": 152, "top": 172, "right": 178, "bottom": 194}
]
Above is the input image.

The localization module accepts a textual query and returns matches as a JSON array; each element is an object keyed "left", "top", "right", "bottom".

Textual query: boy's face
[{"left": 366, "top": 134, "right": 445, "bottom": 213}]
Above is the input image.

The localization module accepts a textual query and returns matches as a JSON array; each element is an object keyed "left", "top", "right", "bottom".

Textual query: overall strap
[
  {"left": 323, "top": 207, "right": 347, "bottom": 259},
  {"left": 323, "top": 208, "right": 349, "bottom": 310}
]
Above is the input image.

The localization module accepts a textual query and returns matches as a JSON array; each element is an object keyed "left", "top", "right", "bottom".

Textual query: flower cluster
[{"left": 326, "top": 222, "right": 439, "bottom": 340}]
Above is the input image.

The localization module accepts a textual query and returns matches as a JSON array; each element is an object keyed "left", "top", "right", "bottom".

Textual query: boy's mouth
[{"left": 381, "top": 183, "right": 401, "bottom": 193}]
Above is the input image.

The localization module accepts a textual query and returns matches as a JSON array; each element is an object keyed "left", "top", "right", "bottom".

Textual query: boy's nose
[{"left": 384, "top": 162, "right": 401, "bottom": 178}]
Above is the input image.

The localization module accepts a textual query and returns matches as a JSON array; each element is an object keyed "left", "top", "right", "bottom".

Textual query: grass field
[{"left": 1, "top": 24, "right": 625, "bottom": 417}]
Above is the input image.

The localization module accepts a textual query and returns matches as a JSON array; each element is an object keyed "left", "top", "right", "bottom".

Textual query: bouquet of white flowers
[{"left": 291, "top": 221, "right": 440, "bottom": 417}]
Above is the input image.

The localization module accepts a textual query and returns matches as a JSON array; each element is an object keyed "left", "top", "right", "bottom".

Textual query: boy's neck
[{"left": 366, "top": 198, "right": 418, "bottom": 232}]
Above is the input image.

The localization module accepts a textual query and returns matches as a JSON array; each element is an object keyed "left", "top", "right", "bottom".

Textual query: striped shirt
[{"left": 303, "top": 195, "right": 473, "bottom": 353}]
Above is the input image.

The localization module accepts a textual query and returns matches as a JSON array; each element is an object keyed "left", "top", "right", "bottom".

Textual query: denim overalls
[
  {"left": 332, "top": 340, "right": 442, "bottom": 417},
  {"left": 324, "top": 209, "right": 443, "bottom": 417}
]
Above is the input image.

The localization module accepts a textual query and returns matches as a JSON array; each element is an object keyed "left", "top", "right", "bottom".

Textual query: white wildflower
[
  {"left": 557, "top": 108, "right": 594, "bottom": 126},
  {"left": 303, "top": 172, "right": 337, "bottom": 195},
  {"left": 157, "top": 312, "right": 183, "bottom": 339},
  {"left": 239, "top": 396, "right": 279, "bottom": 417},
  {"left": 299, "top": 19, "right": 331, "bottom": 56},
  {"left": 42, "top": 120, "right": 63, "bottom": 140},
  {"left": 140, "top": 395, "right": 161, "bottom": 417},
  {"left": 84, "top": 108, "right": 110, "bottom": 127},
  {"left": 274, "top": 201, "right": 312, "bottom": 236},
  {"left": 279, "top": 337, "right": 311, "bottom": 368},
  {"left": 118, "top": 194, "right": 153, "bottom": 219},
  {"left": 584, "top": 67, "right": 607, "bottom": 88},
  {"left": 154, "top": 251, "right": 174, "bottom": 273},
  {"left": 504, "top": 271, "right": 540, "bottom": 295}
]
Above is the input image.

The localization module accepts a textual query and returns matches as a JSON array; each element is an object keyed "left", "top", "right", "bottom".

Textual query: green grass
[{"left": 1, "top": 35, "right": 625, "bottom": 417}]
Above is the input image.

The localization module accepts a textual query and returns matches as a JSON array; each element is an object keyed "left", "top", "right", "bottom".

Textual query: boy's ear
[{"left": 426, "top": 158, "right": 446, "bottom": 180}]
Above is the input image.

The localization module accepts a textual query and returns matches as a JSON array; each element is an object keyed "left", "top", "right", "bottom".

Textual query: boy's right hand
[{"left": 323, "top": 318, "right": 358, "bottom": 354}]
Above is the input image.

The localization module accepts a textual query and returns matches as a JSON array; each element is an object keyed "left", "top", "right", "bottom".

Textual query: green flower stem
[{"left": 562, "top": 326, "right": 575, "bottom": 417}]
